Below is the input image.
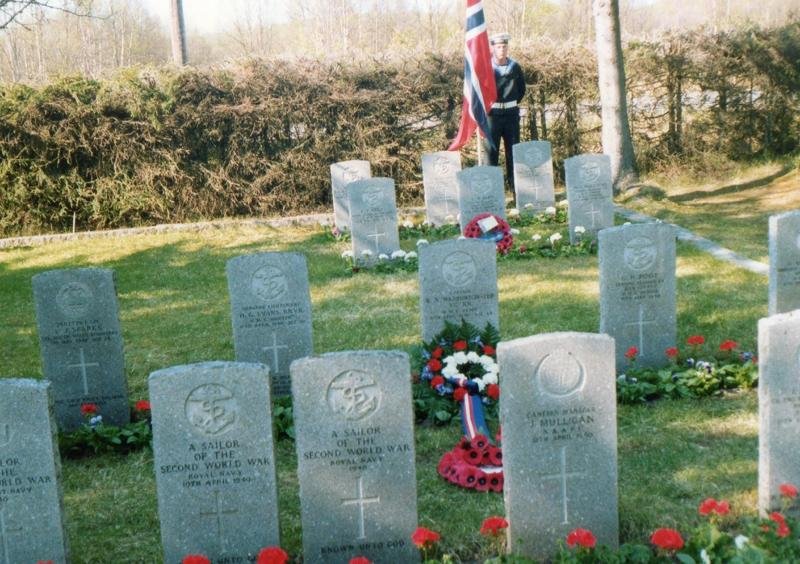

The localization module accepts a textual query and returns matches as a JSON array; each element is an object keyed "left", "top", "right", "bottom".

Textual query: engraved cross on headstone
[
  {"left": 432, "top": 185, "right": 453, "bottom": 216},
  {"left": 341, "top": 475, "right": 380, "bottom": 540},
  {"left": 539, "top": 446, "right": 586, "bottom": 525},
  {"left": 624, "top": 304, "right": 657, "bottom": 356},
  {"left": 366, "top": 228, "right": 387, "bottom": 253},
  {"left": 262, "top": 333, "right": 289, "bottom": 374},
  {"left": 0, "top": 509, "right": 23, "bottom": 564},
  {"left": 586, "top": 204, "right": 603, "bottom": 228},
  {"left": 67, "top": 347, "right": 100, "bottom": 394},
  {"left": 199, "top": 490, "right": 239, "bottom": 553}
]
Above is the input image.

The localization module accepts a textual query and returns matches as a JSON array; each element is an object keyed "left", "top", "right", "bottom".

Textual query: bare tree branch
[{"left": 0, "top": 1, "right": 90, "bottom": 30}]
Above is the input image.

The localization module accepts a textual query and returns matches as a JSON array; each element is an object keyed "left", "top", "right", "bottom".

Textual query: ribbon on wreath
[{"left": 460, "top": 391, "right": 492, "bottom": 440}]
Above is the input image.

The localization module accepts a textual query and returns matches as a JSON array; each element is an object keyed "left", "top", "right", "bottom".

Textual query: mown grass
[{"left": 0, "top": 189, "right": 771, "bottom": 562}]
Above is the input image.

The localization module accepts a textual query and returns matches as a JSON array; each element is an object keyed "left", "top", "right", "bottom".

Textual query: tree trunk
[
  {"left": 593, "top": 0, "right": 637, "bottom": 192},
  {"left": 170, "top": 0, "right": 187, "bottom": 66}
]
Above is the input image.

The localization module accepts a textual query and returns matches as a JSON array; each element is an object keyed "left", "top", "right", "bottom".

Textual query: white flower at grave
[
  {"left": 700, "top": 549, "right": 711, "bottom": 564},
  {"left": 524, "top": 203, "right": 535, "bottom": 210},
  {"left": 378, "top": 253, "right": 389, "bottom": 261},
  {"left": 624, "top": 222, "right": 632, "bottom": 226},
  {"left": 361, "top": 249, "right": 373, "bottom": 258},
  {"left": 458, "top": 235, "right": 467, "bottom": 240},
  {"left": 422, "top": 220, "right": 433, "bottom": 227},
  {"left": 574, "top": 225, "right": 586, "bottom": 235},
  {"left": 549, "top": 232, "right": 563, "bottom": 244},
  {"left": 508, "top": 208, "right": 520, "bottom": 217},
  {"left": 416, "top": 239, "right": 430, "bottom": 247},
  {"left": 531, "top": 233, "right": 542, "bottom": 241},
  {"left": 557, "top": 200, "right": 569, "bottom": 208},
  {"left": 444, "top": 214, "right": 456, "bottom": 224},
  {"left": 545, "top": 206, "right": 557, "bottom": 215},
  {"left": 404, "top": 251, "right": 417, "bottom": 261},
  {"left": 391, "top": 250, "right": 407, "bottom": 260},
  {"left": 341, "top": 250, "right": 354, "bottom": 259},
  {"left": 402, "top": 219, "right": 415, "bottom": 229},
  {"left": 734, "top": 535, "right": 749, "bottom": 550},
  {"left": 510, "top": 228, "right": 520, "bottom": 235}
]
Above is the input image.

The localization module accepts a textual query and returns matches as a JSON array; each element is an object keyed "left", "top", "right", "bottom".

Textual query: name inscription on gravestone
[
  {"left": 0, "top": 379, "right": 69, "bottom": 564},
  {"left": 418, "top": 239, "right": 499, "bottom": 341},
  {"left": 150, "top": 362, "right": 279, "bottom": 564},
  {"left": 32, "top": 268, "right": 129, "bottom": 431},
  {"left": 227, "top": 252, "right": 313, "bottom": 397},
  {"left": 292, "top": 352, "right": 418, "bottom": 564}
]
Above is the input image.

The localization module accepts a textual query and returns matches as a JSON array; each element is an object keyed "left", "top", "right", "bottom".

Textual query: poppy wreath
[
  {"left": 463, "top": 212, "right": 514, "bottom": 254},
  {"left": 418, "top": 320, "right": 504, "bottom": 491}
]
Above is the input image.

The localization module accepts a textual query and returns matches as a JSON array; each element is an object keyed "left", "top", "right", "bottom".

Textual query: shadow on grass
[{"left": 668, "top": 163, "right": 796, "bottom": 203}]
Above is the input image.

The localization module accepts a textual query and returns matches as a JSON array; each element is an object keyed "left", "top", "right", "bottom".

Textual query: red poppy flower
[
  {"left": 480, "top": 516, "right": 509, "bottom": 536},
  {"left": 257, "top": 546, "right": 289, "bottom": 564},
  {"left": 134, "top": 399, "right": 151, "bottom": 412},
  {"left": 475, "top": 471, "right": 490, "bottom": 492},
  {"left": 566, "top": 528, "right": 597, "bottom": 549},
  {"left": 472, "top": 434, "right": 489, "bottom": 450},
  {"left": 488, "top": 473, "right": 504, "bottom": 493},
  {"left": 625, "top": 346, "right": 638, "bottom": 360},
  {"left": 460, "top": 446, "right": 482, "bottom": 464},
  {"left": 431, "top": 346, "right": 444, "bottom": 359},
  {"left": 458, "top": 465, "right": 480, "bottom": 488},
  {"left": 349, "top": 558, "right": 372, "bottom": 564},
  {"left": 487, "top": 384, "right": 500, "bottom": 400},
  {"left": 437, "top": 453, "right": 454, "bottom": 477},
  {"left": 453, "top": 388, "right": 467, "bottom": 402},
  {"left": 483, "top": 345, "right": 496, "bottom": 355},
  {"left": 665, "top": 347, "right": 679, "bottom": 358},
  {"left": 182, "top": 556, "right": 211, "bottom": 564},
  {"left": 427, "top": 358, "right": 442, "bottom": 372},
  {"left": 453, "top": 340, "right": 468, "bottom": 351},
  {"left": 650, "top": 528, "right": 684, "bottom": 551},
  {"left": 780, "top": 483, "right": 799, "bottom": 499},
  {"left": 719, "top": 339, "right": 738, "bottom": 351},
  {"left": 487, "top": 446, "right": 503, "bottom": 466},
  {"left": 457, "top": 437, "right": 472, "bottom": 450},
  {"left": 80, "top": 403, "right": 99, "bottom": 416},
  {"left": 411, "top": 526, "right": 441, "bottom": 548},
  {"left": 698, "top": 498, "right": 730, "bottom": 516},
  {"left": 430, "top": 376, "right": 444, "bottom": 388},
  {"left": 686, "top": 335, "right": 705, "bottom": 346}
]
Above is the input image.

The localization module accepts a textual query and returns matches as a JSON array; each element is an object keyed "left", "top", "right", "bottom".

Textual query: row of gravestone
[
  {"left": 5, "top": 306, "right": 800, "bottom": 563},
  {"left": 29, "top": 207, "right": 800, "bottom": 434},
  {"left": 332, "top": 149, "right": 616, "bottom": 256}
]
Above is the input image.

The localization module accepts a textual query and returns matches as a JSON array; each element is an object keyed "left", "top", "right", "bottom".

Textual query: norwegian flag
[{"left": 448, "top": 0, "right": 497, "bottom": 151}]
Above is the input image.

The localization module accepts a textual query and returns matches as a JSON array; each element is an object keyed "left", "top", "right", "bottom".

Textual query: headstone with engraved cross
[
  {"left": 498, "top": 332, "right": 619, "bottom": 561},
  {"left": 347, "top": 178, "right": 401, "bottom": 265},
  {"left": 331, "top": 160, "right": 371, "bottom": 231},
  {"left": 513, "top": 140, "right": 555, "bottom": 213},
  {"left": 422, "top": 151, "right": 461, "bottom": 226},
  {"left": 758, "top": 309, "right": 800, "bottom": 517},
  {"left": 226, "top": 252, "right": 313, "bottom": 397},
  {"left": 32, "top": 267, "right": 129, "bottom": 431},
  {"left": 564, "top": 154, "right": 614, "bottom": 243},
  {"left": 768, "top": 210, "right": 800, "bottom": 315},
  {"left": 291, "top": 351, "right": 418, "bottom": 564},
  {"left": 0, "top": 379, "right": 69, "bottom": 563},
  {"left": 149, "top": 361, "right": 280, "bottom": 563},
  {"left": 457, "top": 166, "right": 506, "bottom": 234},
  {"left": 418, "top": 239, "right": 499, "bottom": 342},
  {"left": 599, "top": 223, "right": 677, "bottom": 367}
]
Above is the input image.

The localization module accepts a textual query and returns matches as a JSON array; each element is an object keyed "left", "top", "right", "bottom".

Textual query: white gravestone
[
  {"left": 565, "top": 154, "right": 614, "bottom": 243},
  {"left": 347, "top": 178, "right": 400, "bottom": 264},
  {"left": 513, "top": 141, "right": 555, "bottom": 213},
  {"left": 599, "top": 223, "right": 677, "bottom": 367},
  {"left": 331, "top": 160, "right": 371, "bottom": 231},
  {"left": 498, "top": 332, "right": 619, "bottom": 561},
  {"left": 422, "top": 151, "right": 461, "bottom": 226},
  {"left": 758, "top": 310, "right": 800, "bottom": 517},
  {"left": 457, "top": 166, "right": 506, "bottom": 234},
  {"left": 769, "top": 211, "right": 800, "bottom": 315}
]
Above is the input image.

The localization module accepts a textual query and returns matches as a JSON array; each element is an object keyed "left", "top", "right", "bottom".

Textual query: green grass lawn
[{"left": 0, "top": 176, "right": 775, "bottom": 562}]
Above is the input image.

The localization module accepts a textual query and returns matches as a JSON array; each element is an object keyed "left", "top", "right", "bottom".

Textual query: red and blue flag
[{"left": 448, "top": 0, "right": 497, "bottom": 151}]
